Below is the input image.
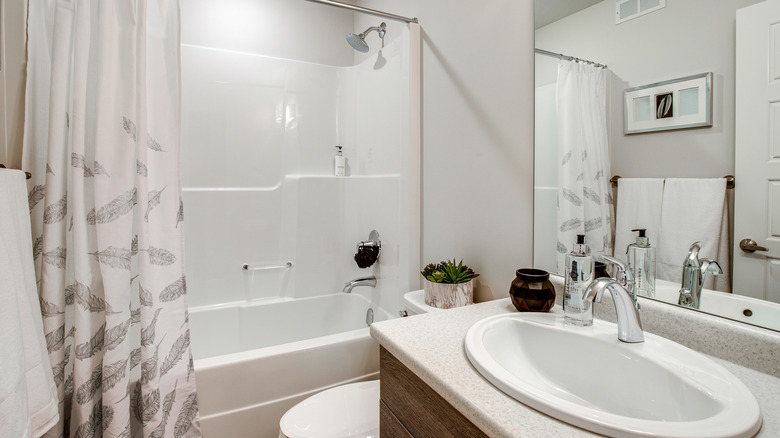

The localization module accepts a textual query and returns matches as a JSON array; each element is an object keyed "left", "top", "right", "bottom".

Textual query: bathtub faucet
[{"left": 343, "top": 276, "right": 377, "bottom": 293}]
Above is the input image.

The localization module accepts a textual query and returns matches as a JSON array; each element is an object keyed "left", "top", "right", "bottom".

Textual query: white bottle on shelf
[{"left": 334, "top": 146, "right": 346, "bottom": 177}]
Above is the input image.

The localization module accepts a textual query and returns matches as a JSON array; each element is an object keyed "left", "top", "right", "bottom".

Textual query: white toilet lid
[{"left": 280, "top": 380, "right": 380, "bottom": 438}]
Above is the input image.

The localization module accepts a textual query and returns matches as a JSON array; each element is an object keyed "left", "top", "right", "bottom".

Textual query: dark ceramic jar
[{"left": 509, "top": 268, "right": 556, "bottom": 312}]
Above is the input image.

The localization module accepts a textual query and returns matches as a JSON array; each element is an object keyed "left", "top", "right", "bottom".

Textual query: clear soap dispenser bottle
[
  {"left": 626, "top": 228, "right": 656, "bottom": 298},
  {"left": 564, "top": 234, "right": 594, "bottom": 326},
  {"left": 334, "top": 146, "right": 346, "bottom": 177}
]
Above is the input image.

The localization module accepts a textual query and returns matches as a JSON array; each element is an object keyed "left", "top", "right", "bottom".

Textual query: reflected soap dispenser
[
  {"left": 334, "top": 146, "right": 346, "bottom": 177},
  {"left": 626, "top": 228, "right": 656, "bottom": 298},
  {"left": 564, "top": 234, "right": 594, "bottom": 326}
]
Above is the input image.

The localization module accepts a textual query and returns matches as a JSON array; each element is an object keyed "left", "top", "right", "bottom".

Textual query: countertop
[{"left": 370, "top": 296, "right": 780, "bottom": 437}]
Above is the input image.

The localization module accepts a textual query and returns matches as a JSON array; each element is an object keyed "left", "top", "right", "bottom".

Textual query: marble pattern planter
[{"left": 424, "top": 279, "right": 474, "bottom": 309}]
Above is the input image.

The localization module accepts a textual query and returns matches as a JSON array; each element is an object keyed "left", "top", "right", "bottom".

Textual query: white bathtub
[{"left": 189, "top": 293, "right": 392, "bottom": 438}]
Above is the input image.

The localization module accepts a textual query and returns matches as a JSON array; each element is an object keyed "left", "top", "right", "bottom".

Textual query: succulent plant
[{"left": 420, "top": 259, "right": 479, "bottom": 284}]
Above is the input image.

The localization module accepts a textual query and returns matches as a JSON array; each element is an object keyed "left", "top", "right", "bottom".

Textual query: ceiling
[{"left": 534, "top": 0, "right": 603, "bottom": 29}]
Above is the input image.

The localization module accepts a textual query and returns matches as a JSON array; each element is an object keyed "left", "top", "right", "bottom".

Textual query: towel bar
[
  {"left": 0, "top": 164, "right": 32, "bottom": 180},
  {"left": 609, "top": 175, "right": 734, "bottom": 190}
]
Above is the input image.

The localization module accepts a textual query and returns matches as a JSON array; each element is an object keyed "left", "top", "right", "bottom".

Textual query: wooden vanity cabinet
[{"left": 379, "top": 346, "right": 488, "bottom": 437}]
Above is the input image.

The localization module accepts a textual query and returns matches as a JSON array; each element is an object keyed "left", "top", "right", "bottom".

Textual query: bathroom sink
[{"left": 464, "top": 311, "right": 762, "bottom": 438}]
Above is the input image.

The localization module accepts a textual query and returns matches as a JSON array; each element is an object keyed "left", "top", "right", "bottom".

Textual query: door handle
[{"left": 739, "top": 238, "right": 768, "bottom": 253}]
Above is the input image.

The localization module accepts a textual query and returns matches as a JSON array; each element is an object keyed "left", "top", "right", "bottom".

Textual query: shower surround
[{"left": 179, "top": 20, "right": 420, "bottom": 437}]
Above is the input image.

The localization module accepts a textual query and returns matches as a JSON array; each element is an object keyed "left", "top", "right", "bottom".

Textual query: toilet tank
[{"left": 402, "top": 290, "right": 444, "bottom": 316}]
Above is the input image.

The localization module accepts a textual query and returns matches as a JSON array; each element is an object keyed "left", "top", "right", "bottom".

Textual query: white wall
[
  {"left": 0, "top": 0, "right": 28, "bottom": 169},
  {"left": 358, "top": 0, "right": 536, "bottom": 301},
  {"left": 535, "top": 0, "right": 763, "bottom": 179}
]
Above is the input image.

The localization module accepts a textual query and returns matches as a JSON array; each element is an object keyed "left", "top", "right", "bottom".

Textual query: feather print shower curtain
[
  {"left": 22, "top": 1, "right": 201, "bottom": 437},
  {"left": 556, "top": 60, "right": 614, "bottom": 272}
]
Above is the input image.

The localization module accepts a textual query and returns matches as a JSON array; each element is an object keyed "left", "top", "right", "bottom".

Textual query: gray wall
[
  {"left": 535, "top": 0, "right": 763, "bottom": 179},
  {"left": 181, "top": 0, "right": 356, "bottom": 65},
  {"left": 359, "top": 0, "right": 536, "bottom": 301}
]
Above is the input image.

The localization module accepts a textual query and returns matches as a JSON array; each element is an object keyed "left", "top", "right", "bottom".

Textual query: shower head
[
  {"left": 346, "top": 33, "right": 370, "bottom": 53},
  {"left": 346, "top": 22, "right": 386, "bottom": 53}
]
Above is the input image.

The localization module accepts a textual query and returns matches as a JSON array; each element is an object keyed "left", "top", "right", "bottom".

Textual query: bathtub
[{"left": 189, "top": 293, "right": 392, "bottom": 438}]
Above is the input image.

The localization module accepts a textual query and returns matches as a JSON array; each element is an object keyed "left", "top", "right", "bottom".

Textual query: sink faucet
[
  {"left": 583, "top": 278, "right": 644, "bottom": 343},
  {"left": 599, "top": 255, "right": 637, "bottom": 305},
  {"left": 678, "top": 241, "right": 722, "bottom": 309},
  {"left": 343, "top": 276, "right": 377, "bottom": 293}
]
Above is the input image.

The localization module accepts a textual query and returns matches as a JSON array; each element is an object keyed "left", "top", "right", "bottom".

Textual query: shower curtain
[
  {"left": 556, "top": 60, "right": 614, "bottom": 272},
  {"left": 22, "top": 1, "right": 201, "bottom": 437}
]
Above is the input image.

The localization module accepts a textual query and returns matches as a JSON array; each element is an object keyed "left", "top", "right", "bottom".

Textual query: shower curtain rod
[
  {"left": 535, "top": 48, "right": 607, "bottom": 69},
  {"left": 303, "top": 0, "right": 418, "bottom": 24}
]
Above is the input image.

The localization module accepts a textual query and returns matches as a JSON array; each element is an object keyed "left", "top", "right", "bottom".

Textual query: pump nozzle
[
  {"left": 631, "top": 228, "right": 650, "bottom": 247},
  {"left": 572, "top": 234, "right": 590, "bottom": 256}
]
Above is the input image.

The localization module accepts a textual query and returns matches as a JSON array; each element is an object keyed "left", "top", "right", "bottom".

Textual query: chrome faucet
[
  {"left": 583, "top": 278, "right": 645, "bottom": 343},
  {"left": 599, "top": 255, "right": 637, "bottom": 305},
  {"left": 342, "top": 276, "right": 377, "bottom": 293},
  {"left": 678, "top": 241, "right": 722, "bottom": 309}
]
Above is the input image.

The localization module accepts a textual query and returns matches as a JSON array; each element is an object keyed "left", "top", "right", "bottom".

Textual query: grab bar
[
  {"left": 242, "top": 261, "right": 294, "bottom": 271},
  {"left": 609, "top": 175, "right": 734, "bottom": 190}
]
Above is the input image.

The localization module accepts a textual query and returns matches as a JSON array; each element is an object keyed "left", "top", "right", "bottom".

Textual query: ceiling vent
[{"left": 615, "top": 0, "right": 666, "bottom": 24}]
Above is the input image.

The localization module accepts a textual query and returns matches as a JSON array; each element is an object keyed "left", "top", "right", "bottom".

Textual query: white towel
[
  {"left": 613, "top": 178, "right": 664, "bottom": 263},
  {"left": 0, "top": 169, "right": 59, "bottom": 438},
  {"left": 657, "top": 178, "right": 730, "bottom": 292}
]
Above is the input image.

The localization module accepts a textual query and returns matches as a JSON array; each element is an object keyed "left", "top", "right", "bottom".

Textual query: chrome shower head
[
  {"left": 346, "top": 22, "right": 386, "bottom": 53},
  {"left": 346, "top": 33, "right": 369, "bottom": 52}
]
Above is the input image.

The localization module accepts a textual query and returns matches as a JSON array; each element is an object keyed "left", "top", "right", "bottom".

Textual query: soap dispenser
[
  {"left": 626, "top": 228, "right": 656, "bottom": 298},
  {"left": 564, "top": 234, "right": 594, "bottom": 326},
  {"left": 334, "top": 146, "right": 346, "bottom": 177}
]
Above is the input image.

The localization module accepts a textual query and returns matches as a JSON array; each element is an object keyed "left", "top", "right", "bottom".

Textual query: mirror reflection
[{"left": 533, "top": 0, "right": 780, "bottom": 331}]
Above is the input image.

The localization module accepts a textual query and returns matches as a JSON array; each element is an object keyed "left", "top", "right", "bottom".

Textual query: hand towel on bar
[
  {"left": 613, "top": 178, "right": 664, "bottom": 263},
  {"left": 657, "top": 178, "right": 730, "bottom": 292},
  {"left": 0, "top": 169, "right": 59, "bottom": 438}
]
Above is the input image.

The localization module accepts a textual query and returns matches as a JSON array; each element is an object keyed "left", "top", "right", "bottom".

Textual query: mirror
[{"left": 533, "top": 0, "right": 780, "bottom": 332}]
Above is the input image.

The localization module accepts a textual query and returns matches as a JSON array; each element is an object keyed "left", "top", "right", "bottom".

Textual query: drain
[
  {"left": 366, "top": 308, "right": 375, "bottom": 326},
  {"left": 743, "top": 309, "right": 753, "bottom": 317}
]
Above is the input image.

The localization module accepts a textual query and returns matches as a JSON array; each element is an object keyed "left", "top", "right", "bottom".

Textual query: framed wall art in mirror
[{"left": 624, "top": 72, "right": 713, "bottom": 134}]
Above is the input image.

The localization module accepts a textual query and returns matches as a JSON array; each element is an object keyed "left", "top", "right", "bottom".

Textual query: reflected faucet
[
  {"left": 599, "top": 255, "right": 637, "bottom": 306},
  {"left": 343, "top": 276, "right": 377, "bottom": 293},
  {"left": 583, "top": 278, "right": 645, "bottom": 343},
  {"left": 678, "top": 242, "right": 722, "bottom": 309}
]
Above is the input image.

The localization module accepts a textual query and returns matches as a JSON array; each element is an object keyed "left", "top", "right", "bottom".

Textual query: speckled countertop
[{"left": 370, "top": 285, "right": 780, "bottom": 437}]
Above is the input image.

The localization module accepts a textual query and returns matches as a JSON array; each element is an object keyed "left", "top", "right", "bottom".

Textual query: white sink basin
[
  {"left": 464, "top": 311, "right": 762, "bottom": 438},
  {"left": 652, "top": 279, "right": 780, "bottom": 331}
]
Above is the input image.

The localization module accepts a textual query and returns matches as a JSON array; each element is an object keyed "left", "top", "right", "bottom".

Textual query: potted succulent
[{"left": 420, "top": 259, "right": 479, "bottom": 309}]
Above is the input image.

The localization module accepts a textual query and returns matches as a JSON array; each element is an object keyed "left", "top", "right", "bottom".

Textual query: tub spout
[{"left": 343, "top": 276, "right": 377, "bottom": 293}]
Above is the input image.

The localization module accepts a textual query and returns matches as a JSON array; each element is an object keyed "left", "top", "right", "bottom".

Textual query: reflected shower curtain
[
  {"left": 556, "top": 61, "right": 614, "bottom": 272},
  {"left": 22, "top": 1, "right": 201, "bottom": 437}
]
